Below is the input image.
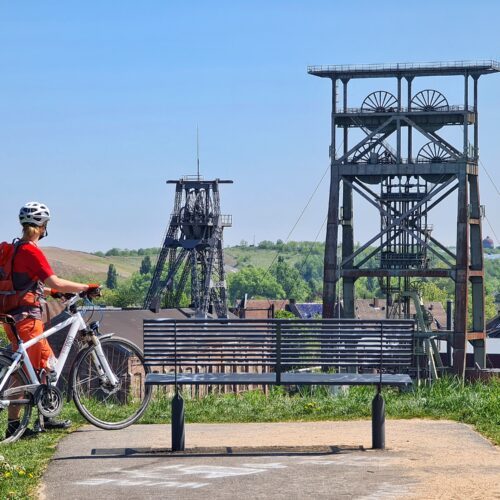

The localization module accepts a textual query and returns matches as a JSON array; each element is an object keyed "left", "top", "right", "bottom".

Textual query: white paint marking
[
  {"left": 358, "top": 482, "right": 410, "bottom": 499},
  {"left": 177, "top": 465, "right": 265, "bottom": 478},
  {"left": 298, "top": 455, "right": 392, "bottom": 467},
  {"left": 75, "top": 478, "right": 115, "bottom": 486},
  {"left": 74, "top": 478, "right": 209, "bottom": 489},
  {"left": 242, "top": 462, "right": 287, "bottom": 469}
]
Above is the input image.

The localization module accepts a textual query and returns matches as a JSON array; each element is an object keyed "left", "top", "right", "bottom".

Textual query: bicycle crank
[{"left": 35, "top": 384, "right": 64, "bottom": 418}]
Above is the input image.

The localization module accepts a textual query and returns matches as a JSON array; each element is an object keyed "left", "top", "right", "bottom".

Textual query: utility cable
[
  {"left": 479, "top": 159, "right": 500, "bottom": 245},
  {"left": 255, "top": 141, "right": 344, "bottom": 310},
  {"left": 264, "top": 140, "right": 344, "bottom": 277},
  {"left": 479, "top": 159, "right": 500, "bottom": 198},
  {"left": 274, "top": 215, "right": 328, "bottom": 312},
  {"left": 484, "top": 215, "right": 500, "bottom": 246},
  {"left": 264, "top": 162, "right": 330, "bottom": 276}
]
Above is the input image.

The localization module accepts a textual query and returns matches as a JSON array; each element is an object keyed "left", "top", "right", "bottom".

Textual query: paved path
[{"left": 40, "top": 420, "right": 500, "bottom": 499}]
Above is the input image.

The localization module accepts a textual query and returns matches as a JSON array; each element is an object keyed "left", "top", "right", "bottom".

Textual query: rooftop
[{"left": 308, "top": 60, "right": 500, "bottom": 79}]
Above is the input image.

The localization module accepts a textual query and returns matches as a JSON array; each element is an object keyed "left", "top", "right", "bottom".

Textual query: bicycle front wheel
[
  {"left": 71, "top": 337, "right": 151, "bottom": 430},
  {"left": 0, "top": 356, "right": 32, "bottom": 444}
]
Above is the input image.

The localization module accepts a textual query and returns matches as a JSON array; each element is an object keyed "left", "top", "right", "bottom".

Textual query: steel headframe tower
[
  {"left": 309, "top": 60, "right": 500, "bottom": 377},
  {"left": 144, "top": 176, "right": 233, "bottom": 318}
]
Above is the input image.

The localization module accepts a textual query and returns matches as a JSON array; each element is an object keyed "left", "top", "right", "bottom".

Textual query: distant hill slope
[
  {"left": 225, "top": 247, "right": 302, "bottom": 269},
  {"left": 37, "top": 246, "right": 294, "bottom": 282},
  {"left": 42, "top": 247, "right": 142, "bottom": 281}
]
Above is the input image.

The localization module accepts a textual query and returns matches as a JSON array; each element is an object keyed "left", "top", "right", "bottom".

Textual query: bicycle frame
[{"left": 0, "top": 298, "right": 119, "bottom": 406}]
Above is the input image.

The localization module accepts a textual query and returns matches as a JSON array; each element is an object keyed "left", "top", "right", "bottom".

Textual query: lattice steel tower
[
  {"left": 309, "top": 60, "right": 499, "bottom": 376},
  {"left": 144, "top": 177, "right": 233, "bottom": 318}
]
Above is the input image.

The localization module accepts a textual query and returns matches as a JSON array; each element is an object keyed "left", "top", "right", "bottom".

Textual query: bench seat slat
[{"left": 145, "top": 372, "right": 412, "bottom": 386}]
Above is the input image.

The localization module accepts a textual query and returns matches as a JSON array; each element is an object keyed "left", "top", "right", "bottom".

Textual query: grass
[
  {"left": 144, "top": 377, "right": 500, "bottom": 445},
  {"left": 0, "top": 377, "right": 498, "bottom": 498},
  {"left": 0, "top": 405, "right": 85, "bottom": 499},
  {"left": 225, "top": 247, "right": 301, "bottom": 269}
]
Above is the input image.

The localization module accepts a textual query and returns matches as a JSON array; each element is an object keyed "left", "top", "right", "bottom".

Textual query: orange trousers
[{"left": 5, "top": 318, "right": 55, "bottom": 371}]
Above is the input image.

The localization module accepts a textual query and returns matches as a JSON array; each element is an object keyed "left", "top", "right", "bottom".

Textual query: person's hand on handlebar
[{"left": 84, "top": 284, "right": 101, "bottom": 298}]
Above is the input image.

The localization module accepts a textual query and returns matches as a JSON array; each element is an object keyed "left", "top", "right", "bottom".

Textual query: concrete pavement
[{"left": 39, "top": 420, "right": 500, "bottom": 499}]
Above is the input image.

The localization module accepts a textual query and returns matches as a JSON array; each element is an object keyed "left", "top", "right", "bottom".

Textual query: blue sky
[{"left": 1, "top": 1, "right": 499, "bottom": 252}]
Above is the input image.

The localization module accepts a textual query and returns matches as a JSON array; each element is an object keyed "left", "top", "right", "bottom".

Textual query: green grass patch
[
  {"left": 225, "top": 247, "right": 300, "bottom": 269},
  {"left": 144, "top": 377, "right": 500, "bottom": 445},
  {"left": 0, "top": 405, "right": 85, "bottom": 499}
]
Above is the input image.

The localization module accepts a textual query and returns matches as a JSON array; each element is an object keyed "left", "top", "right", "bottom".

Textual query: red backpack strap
[
  {"left": 0, "top": 242, "right": 15, "bottom": 278},
  {"left": 0, "top": 239, "right": 28, "bottom": 279}
]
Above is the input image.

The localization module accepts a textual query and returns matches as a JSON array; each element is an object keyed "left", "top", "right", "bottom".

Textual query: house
[
  {"left": 233, "top": 298, "right": 289, "bottom": 319},
  {"left": 288, "top": 298, "right": 447, "bottom": 331}
]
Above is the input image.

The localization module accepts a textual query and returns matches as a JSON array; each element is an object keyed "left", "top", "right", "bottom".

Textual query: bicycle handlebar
[{"left": 61, "top": 289, "right": 101, "bottom": 310}]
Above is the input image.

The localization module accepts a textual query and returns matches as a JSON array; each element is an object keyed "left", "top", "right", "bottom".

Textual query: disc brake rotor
[{"left": 99, "top": 377, "right": 122, "bottom": 396}]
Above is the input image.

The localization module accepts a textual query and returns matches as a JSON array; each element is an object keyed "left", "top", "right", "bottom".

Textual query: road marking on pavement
[
  {"left": 241, "top": 462, "right": 288, "bottom": 469},
  {"left": 358, "top": 482, "right": 410, "bottom": 499},
  {"left": 74, "top": 454, "right": 392, "bottom": 492},
  {"left": 298, "top": 455, "right": 392, "bottom": 467},
  {"left": 75, "top": 478, "right": 208, "bottom": 489},
  {"left": 74, "top": 461, "right": 281, "bottom": 490}
]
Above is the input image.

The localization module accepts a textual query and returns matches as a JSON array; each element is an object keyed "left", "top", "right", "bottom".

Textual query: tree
[
  {"left": 274, "top": 309, "right": 296, "bottom": 319},
  {"left": 271, "top": 256, "right": 309, "bottom": 302},
  {"left": 227, "top": 266, "right": 285, "bottom": 303},
  {"left": 111, "top": 272, "right": 151, "bottom": 307},
  {"left": 140, "top": 255, "right": 152, "bottom": 275},
  {"left": 106, "top": 264, "right": 118, "bottom": 289}
]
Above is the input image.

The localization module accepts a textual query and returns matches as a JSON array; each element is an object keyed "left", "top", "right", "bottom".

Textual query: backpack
[{"left": 0, "top": 241, "right": 39, "bottom": 315}]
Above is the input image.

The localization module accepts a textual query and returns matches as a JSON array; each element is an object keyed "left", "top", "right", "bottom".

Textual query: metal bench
[{"left": 143, "top": 318, "right": 414, "bottom": 451}]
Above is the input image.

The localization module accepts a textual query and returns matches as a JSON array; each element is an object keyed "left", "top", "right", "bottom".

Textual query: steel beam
[
  {"left": 340, "top": 269, "right": 453, "bottom": 278},
  {"left": 323, "top": 171, "right": 340, "bottom": 318},
  {"left": 453, "top": 170, "right": 468, "bottom": 376},
  {"left": 339, "top": 176, "right": 455, "bottom": 268}
]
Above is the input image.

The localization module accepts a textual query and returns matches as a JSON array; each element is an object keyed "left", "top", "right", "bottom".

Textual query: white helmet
[{"left": 19, "top": 201, "right": 51, "bottom": 227}]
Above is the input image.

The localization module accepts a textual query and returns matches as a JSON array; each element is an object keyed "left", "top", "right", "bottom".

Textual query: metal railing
[
  {"left": 336, "top": 105, "right": 474, "bottom": 114},
  {"left": 308, "top": 60, "right": 500, "bottom": 74},
  {"left": 221, "top": 214, "right": 232, "bottom": 227}
]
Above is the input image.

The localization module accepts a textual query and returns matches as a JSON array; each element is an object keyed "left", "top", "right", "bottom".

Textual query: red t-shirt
[{"left": 13, "top": 242, "right": 54, "bottom": 290}]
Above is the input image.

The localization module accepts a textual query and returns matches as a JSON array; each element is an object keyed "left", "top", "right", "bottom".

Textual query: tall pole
[
  {"left": 323, "top": 78, "right": 339, "bottom": 318},
  {"left": 407, "top": 77, "right": 413, "bottom": 163},
  {"left": 342, "top": 79, "right": 355, "bottom": 318}
]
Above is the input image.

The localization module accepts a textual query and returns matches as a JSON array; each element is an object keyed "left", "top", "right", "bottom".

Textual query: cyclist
[{"left": 4, "top": 201, "right": 100, "bottom": 438}]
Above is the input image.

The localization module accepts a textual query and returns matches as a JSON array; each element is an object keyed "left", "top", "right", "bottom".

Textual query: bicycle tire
[
  {"left": 0, "top": 356, "right": 33, "bottom": 444},
  {"left": 71, "top": 336, "right": 152, "bottom": 430}
]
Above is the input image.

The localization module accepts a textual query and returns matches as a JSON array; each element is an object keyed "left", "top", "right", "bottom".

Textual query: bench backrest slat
[{"left": 143, "top": 318, "right": 414, "bottom": 370}]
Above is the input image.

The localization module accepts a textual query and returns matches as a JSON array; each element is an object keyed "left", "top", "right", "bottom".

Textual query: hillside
[
  {"left": 42, "top": 247, "right": 143, "bottom": 281},
  {"left": 38, "top": 245, "right": 309, "bottom": 282},
  {"left": 225, "top": 247, "right": 302, "bottom": 270}
]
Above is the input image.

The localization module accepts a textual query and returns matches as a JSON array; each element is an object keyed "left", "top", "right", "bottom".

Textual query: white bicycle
[{"left": 0, "top": 292, "right": 152, "bottom": 443}]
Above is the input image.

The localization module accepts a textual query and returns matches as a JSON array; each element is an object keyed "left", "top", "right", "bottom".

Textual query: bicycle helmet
[{"left": 19, "top": 201, "right": 51, "bottom": 226}]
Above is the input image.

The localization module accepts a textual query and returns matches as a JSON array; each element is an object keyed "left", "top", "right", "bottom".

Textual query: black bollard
[
  {"left": 371, "top": 391, "right": 385, "bottom": 450},
  {"left": 171, "top": 392, "right": 185, "bottom": 451}
]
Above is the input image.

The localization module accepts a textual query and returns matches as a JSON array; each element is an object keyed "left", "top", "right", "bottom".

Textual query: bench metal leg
[
  {"left": 172, "top": 392, "right": 185, "bottom": 451},
  {"left": 371, "top": 391, "right": 385, "bottom": 450}
]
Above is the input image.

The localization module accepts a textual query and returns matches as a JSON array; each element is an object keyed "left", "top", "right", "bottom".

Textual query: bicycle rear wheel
[
  {"left": 0, "top": 356, "right": 33, "bottom": 444},
  {"left": 71, "top": 337, "right": 151, "bottom": 430}
]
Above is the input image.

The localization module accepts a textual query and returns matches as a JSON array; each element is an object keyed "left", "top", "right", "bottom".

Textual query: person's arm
[{"left": 45, "top": 275, "right": 91, "bottom": 294}]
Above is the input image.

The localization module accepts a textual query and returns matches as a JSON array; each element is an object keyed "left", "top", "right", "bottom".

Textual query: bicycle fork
[{"left": 90, "top": 338, "right": 119, "bottom": 387}]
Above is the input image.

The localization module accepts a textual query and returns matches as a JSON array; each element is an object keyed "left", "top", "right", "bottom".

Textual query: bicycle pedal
[{"left": 33, "top": 421, "right": 46, "bottom": 433}]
